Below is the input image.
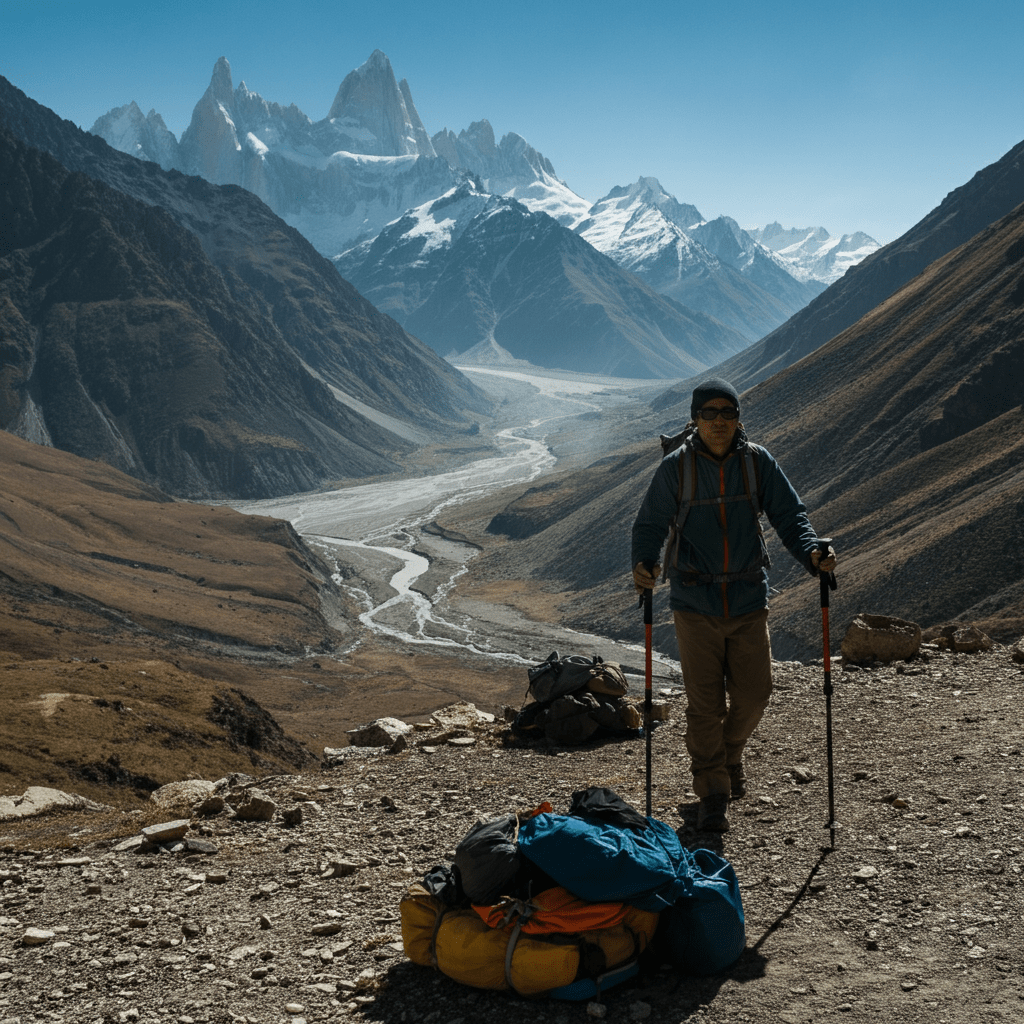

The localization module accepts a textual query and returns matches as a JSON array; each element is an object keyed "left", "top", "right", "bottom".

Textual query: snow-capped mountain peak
[
  {"left": 748, "top": 223, "right": 881, "bottom": 283},
  {"left": 430, "top": 119, "right": 590, "bottom": 228},
  {"left": 89, "top": 100, "right": 179, "bottom": 171}
]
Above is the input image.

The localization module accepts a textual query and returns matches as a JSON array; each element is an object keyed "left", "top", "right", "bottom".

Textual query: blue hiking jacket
[{"left": 631, "top": 431, "right": 819, "bottom": 618}]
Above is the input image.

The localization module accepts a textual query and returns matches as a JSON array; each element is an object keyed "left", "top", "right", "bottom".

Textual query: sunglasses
[{"left": 698, "top": 406, "right": 739, "bottom": 421}]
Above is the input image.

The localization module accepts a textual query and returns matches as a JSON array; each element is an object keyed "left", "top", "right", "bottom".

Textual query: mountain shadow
[
  {"left": 0, "top": 76, "right": 491, "bottom": 499},
  {"left": 459, "top": 196, "right": 1024, "bottom": 661},
  {"left": 679, "top": 137, "right": 1024, "bottom": 395},
  {"left": 337, "top": 183, "right": 750, "bottom": 378}
]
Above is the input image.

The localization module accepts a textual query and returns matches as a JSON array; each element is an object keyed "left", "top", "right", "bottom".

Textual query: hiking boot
[
  {"left": 697, "top": 794, "right": 730, "bottom": 832},
  {"left": 727, "top": 762, "right": 747, "bottom": 800}
]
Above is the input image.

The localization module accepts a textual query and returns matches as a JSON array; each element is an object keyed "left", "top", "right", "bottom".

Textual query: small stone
[
  {"left": 322, "top": 860, "right": 359, "bottom": 879},
  {"left": 284, "top": 1004, "right": 304, "bottom": 1014},
  {"left": 259, "top": 915, "right": 273, "bottom": 930},
  {"left": 629, "top": 1001, "right": 652, "bottom": 1021},
  {"left": 141, "top": 819, "right": 189, "bottom": 843},
  {"left": 183, "top": 838, "right": 219, "bottom": 854},
  {"left": 22, "top": 927, "right": 55, "bottom": 945},
  {"left": 448, "top": 735, "right": 476, "bottom": 747},
  {"left": 853, "top": 866, "right": 879, "bottom": 882},
  {"left": 194, "top": 795, "right": 226, "bottom": 816},
  {"left": 233, "top": 790, "right": 277, "bottom": 822},
  {"left": 587, "top": 1001, "right": 608, "bottom": 1018},
  {"left": 280, "top": 806, "right": 303, "bottom": 828},
  {"left": 181, "top": 921, "right": 202, "bottom": 938},
  {"left": 311, "top": 922, "right": 343, "bottom": 937}
]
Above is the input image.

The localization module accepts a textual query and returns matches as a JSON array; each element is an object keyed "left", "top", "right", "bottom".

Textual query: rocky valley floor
[{"left": 1, "top": 644, "right": 1022, "bottom": 1024}]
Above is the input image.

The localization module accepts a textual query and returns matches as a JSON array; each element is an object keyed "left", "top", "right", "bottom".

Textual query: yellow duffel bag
[{"left": 400, "top": 884, "right": 659, "bottom": 998}]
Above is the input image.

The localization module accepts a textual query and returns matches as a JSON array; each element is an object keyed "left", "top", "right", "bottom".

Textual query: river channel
[{"left": 231, "top": 367, "right": 678, "bottom": 677}]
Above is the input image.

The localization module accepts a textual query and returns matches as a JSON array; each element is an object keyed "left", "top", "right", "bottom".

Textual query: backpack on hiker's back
[{"left": 657, "top": 425, "right": 771, "bottom": 585}]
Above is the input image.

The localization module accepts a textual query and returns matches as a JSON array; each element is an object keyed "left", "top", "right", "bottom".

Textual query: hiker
[{"left": 631, "top": 378, "right": 836, "bottom": 833}]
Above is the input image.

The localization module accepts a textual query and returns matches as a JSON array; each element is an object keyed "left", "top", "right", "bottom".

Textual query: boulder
[
  {"left": 0, "top": 787, "right": 107, "bottom": 822},
  {"left": 345, "top": 717, "right": 413, "bottom": 751},
  {"left": 141, "top": 819, "right": 190, "bottom": 843},
  {"left": 149, "top": 780, "right": 216, "bottom": 810},
  {"left": 841, "top": 614, "right": 922, "bottom": 664},
  {"left": 922, "top": 623, "right": 994, "bottom": 653},
  {"left": 430, "top": 702, "right": 495, "bottom": 730},
  {"left": 232, "top": 789, "right": 277, "bottom": 822}
]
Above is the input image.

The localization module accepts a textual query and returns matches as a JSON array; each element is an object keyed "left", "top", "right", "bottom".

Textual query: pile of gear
[
  {"left": 511, "top": 653, "right": 643, "bottom": 746},
  {"left": 400, "top": 787, "right": 746, "bottom": 1001}
]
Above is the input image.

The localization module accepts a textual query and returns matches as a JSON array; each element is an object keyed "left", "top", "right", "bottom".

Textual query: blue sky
[{"left": 2, "top": 0, "right": 1022, "bottom": 244}]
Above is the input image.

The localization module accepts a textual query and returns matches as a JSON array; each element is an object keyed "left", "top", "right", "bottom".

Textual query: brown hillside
[{"left": 0, "top": 432, "right": 527, "bottom": 801}]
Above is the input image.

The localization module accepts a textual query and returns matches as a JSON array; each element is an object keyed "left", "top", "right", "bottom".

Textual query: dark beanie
[{"left": 691, "top": 377, "right": 740, "bottom": 420}]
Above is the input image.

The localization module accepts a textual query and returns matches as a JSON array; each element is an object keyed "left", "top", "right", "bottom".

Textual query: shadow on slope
[
  {"left": 658, "top": 136, "right": 1024, "bottom": 399},
  {"left": 457, "top": 201, "right": 1024, "bottom": 662}
]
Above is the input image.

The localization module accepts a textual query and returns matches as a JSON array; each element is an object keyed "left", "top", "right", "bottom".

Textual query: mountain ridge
[{"left": 0, "top": 75, "right": 491, "bottom": 498}]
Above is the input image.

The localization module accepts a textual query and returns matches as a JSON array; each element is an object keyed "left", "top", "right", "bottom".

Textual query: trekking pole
[
  {"left": 638, "top": 566, "right": 655, "bottom": 818},
  {"left": 816, "top": 538, "right": 838, "bottom": 850}
]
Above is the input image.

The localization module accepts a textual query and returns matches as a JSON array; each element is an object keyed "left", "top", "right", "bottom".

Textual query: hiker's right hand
[{"left": 633, "top": 561, "right": 661, "bottom": 593}]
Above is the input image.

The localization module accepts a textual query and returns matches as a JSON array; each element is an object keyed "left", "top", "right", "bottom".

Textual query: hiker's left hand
[{"left": 811, "top": 546, "right": 837, "bottom": 574}]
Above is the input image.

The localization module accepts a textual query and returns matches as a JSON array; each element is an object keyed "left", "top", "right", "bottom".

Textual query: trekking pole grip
[{"left": 816, "top": 537, "right": 837, "bottom": 602}]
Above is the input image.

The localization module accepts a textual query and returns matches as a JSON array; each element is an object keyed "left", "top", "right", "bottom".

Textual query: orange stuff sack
[{"left": 473, "top": 886, "right": 631, "bottom": 933}]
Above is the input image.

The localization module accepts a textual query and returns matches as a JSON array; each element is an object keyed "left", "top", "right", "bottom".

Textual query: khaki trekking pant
[{"left": 673, "top": 608, "right": 773, "bottom": 799}]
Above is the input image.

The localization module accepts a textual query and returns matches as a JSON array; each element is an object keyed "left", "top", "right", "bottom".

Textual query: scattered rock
[
  {"left": 0, "top": 786, "right": 108, "bottom": 822},
  {"left": 841, "top": 614, "right": 922, "bottom": 664},
  {"left": 923, "top": 623, "right": 993, "bottom": 653},
  {"left": 430, "top": 701, "right": 496, "bottom": 729},
  {"left": 22, "top": 927, "right": 55, "bottom": 946},
  {"left": 149, "top": 779, "right": 215, "bottom": 809},
  {"left": 280, "top": 805, "right": 304, "bottom": 828},
  {"left": 311, "top": 921, "right": 343, "bottom": 936},
  {"left": 346, "top": 717, "right": 413, "bottom": 750},
  {"left": 140, "top": 819, "right": 189, "bottom": 843},
  {"left": 194, "top": 794, "right": 227, "bottom": 816},
  {"left": 233, "top": 789, "right": 277, "bottom": 822}
]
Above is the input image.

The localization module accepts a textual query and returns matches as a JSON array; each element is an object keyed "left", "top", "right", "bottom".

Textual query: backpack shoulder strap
[{"left": 740, "top": 444, "right": 763, "bottom": 522}]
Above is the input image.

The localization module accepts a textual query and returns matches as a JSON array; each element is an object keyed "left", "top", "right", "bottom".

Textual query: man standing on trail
[{"left": 631, "top": 378, "right": 836, "bottom": 833}]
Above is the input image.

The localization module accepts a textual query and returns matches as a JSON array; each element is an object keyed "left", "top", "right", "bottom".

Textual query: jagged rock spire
[{"left": 326, "top": 50, "right": 435, "bottom": 158}]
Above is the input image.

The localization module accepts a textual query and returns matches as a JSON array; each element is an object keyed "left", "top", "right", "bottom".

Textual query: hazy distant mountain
[
  {"left": 431, "top": 119, "right": 591, "bottom": 227},
  {"left": 698, "top": 137, "right": 1024, "bottom": 392},
  {"left": 577, "top": 178, "right": 824, "bottom": 341},
  {"left": 89, "top": 53, "right": 583, "bottom": 256},
  {"left": 748, "top": 223, "right": 880, "bottom": 284},
  {"left": 0, "top": 76, "right": 491, "bottom": 499},
  {"left": 335, "top": 182, "right": 750, "bottom": 378},
  {"left": 475, "top": 183, "right": 1024, "bottom": 660}
]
